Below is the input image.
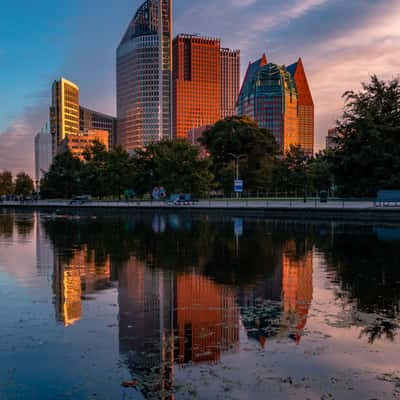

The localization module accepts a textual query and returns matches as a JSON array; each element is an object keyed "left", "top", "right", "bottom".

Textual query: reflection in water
[
  {"left": 52, "top": 246, "right": 111, "bottom": 326},
  {"left": 1, "top": 211, "right": 400, "bottom": 398}
]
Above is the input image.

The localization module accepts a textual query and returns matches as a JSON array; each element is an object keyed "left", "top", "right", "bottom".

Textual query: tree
[
  {"left": 105, "top": 146, "right": 135, "bottom": 200},
  {"left": 308, "top": 151, "right": 333, "bottom": 193},
  {"left": 40, "top": 151, "right": 83, "bottom": 199},
  {"left": 199, "top": 116, "right": 280, "bottom": 193},
  {"left": 14, "top": 172, "right": 34, "bottom": 196},
  {"left": 333, "top": 75, "right": 400, "bottom": 196},
  {"left": 132, "top": 140, "right": 214, "bottom": 197},
  {"left": 81, "top": 140, "right": 109, "bottom": 199},
  {"left": 0, "top": 171, "right": 13, "bottom": 196}
]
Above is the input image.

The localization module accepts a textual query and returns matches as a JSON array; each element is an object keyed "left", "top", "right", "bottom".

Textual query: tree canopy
[
  {"left": 199, "top": 116, "right": 280, "bottom": 192},
  {"left": 0, "top": 171, "right": 13, "bottom": 196},
  {"left": 133, "top": 140, "right": 214, "bottom": 197},
  {"left": 332, "top": 75, "right": 400, "bottom": 196},
  {"left": 14, "top": 172, "right": 34, "bottom": 196}
]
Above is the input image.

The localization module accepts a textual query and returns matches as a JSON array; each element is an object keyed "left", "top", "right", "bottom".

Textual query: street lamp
[
  {"left": 228, "top": 153, "right": 246, "bottom": 198},
  {"left": 303, "top": 156, "right": 308, "bottom": 203}
]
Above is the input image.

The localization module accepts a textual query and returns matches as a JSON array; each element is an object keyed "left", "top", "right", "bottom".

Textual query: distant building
[
  {"left": 58, "top": 129, "right": 109, "bottom": 160},
  {"left": 80, "top": 106, "right": 117, "bottom": 150},
  {"left": 287, "top": 58, "right": 314, "bottom": 157},
  {"left": 34, "top": 129, "right": 53, "bottom": 190},
  {"left": 221, "top": 48, "right": 240, "bottom": 119},
  {"left": 237, "top": 56, "right": 299, "bottom": 153},
  {"left": 326, "top": 128, "right": 339, "bottom": 150},
  {"left": 116, "top": 0, "right": 172, "bottom": 151},
  {"left": 50, "top": 78, "right": 80, "bottom": 155}
]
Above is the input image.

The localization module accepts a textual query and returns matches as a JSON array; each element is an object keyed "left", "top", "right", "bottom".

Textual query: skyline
[{"left": 1, "top": 0, "right": 399, "bottom": 175}]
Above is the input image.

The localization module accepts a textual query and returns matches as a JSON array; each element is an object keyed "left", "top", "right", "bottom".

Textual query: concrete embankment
[{"left": 2, "top": 200, "right": 400, "bottom": 222}]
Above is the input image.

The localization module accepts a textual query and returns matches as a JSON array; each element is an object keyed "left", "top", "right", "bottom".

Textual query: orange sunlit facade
[
  {"left": 287, "top": 58, "right": 314, "bottom": 157},
  {"left": 173, "top": 35, "right": 221, "bottom": 139},
  {"left": 58, "top": 129, "right": 109, "bottom": 160}
]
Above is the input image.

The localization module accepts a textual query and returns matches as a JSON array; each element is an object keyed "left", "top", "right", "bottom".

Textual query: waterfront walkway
[{"left": 0, "top": 199, "right": 380, "bottom": 210}]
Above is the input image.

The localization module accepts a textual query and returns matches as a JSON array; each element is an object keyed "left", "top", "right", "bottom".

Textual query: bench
[
  {"left": 166, "top": 193, "right": 198, "bottom": 206},
  {"left": 375, "top": 190, "right": 400, "bottom": 207}
]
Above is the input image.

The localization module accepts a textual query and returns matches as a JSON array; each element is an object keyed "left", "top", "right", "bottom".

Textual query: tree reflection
[{"left": 40, "top": 211, "right": 400, "bottom": 350}]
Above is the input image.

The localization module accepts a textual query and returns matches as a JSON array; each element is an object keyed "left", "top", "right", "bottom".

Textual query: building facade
[
  {"left": 221, "top": 48, "right": 240, "bottom": 119},
  {"left": 236, "top": 58, "right": 299, "bottom": 153},
  {"left": 116, "top": 0, "right": 172, "bottom": 151},
  {"left": 58, "top": 130, "right": 109, "bottom": 160},
  {"left": 326, "top": 128, "right": 339, "bottom": 151},
  {"left": 80, "top": 106, "right": 117, "bottom": 150},
  {"left": 287, "top": 58, "right": 314, "bottom": 157},
  {"left": 34, "top": 129, "right": 53, "bottom": 190},
  {"left": 50, "top": 78, "right": 80, "bottom": 155}
]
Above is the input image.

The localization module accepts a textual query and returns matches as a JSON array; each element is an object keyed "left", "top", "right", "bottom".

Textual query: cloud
[{"left": 0, "top": 105, "right": 47, "bottom": 178}]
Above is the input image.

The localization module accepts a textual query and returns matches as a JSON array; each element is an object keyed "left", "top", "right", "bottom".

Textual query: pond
[{"left": 0, "top": 209, "right": 399, "bottom": 399}]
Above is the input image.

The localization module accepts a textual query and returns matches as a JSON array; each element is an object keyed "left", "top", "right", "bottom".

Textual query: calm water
[{"left": 1, "top": 210, "right": 400, "bottom": 400}]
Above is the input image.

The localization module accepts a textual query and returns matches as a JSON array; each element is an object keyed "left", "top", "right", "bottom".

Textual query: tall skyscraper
[
  {"left": 80, "top": 106, "right": 117, "bottom": 150},
  {"left": 172, "top": 34, "right": 221, "bottom": 139},
  {"left": 236, "top": 58, "right": 299, "bottom": 153},
  {"left": 287, "top": 58, "right": 314, "bottom": 157},
  {"left": 116, "top": 0, "right": 172, "bottom": 151},
  {"left": 34, "top": 128, "right": 53, "bottom": 189},
  {"left": 221, "top": 48, "right": 240, "bottom": 119},
  {"left": 50, "top": 77, "right": 80, "bottom": 154}
]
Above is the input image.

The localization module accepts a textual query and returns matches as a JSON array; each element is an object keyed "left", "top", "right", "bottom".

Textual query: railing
[{"left": 1, "top": 198, "right": 377, "bottom": 210}]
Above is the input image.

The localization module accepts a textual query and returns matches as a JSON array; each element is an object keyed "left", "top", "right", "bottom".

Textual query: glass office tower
[
  {"left": 237, "top": 60, "right": 299, "bottom": 153},
  {"left": 116, "top": 0, "right": 172, "bottom": 151}
]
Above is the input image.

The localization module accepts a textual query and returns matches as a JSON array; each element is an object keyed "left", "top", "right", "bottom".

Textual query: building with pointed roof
[
  {"left": 287, "top": 58, "right": 314, "bottom": 157},
  {"left": 236, "top": 54, "right": 314, "bottom": 156},
  {"left": 236, "top": 59, "right": 299, "bottom": 152}
]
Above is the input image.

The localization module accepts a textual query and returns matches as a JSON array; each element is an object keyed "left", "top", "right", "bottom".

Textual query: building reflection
[
  {"left": 52, "top": 245, "right": 111, "bottom": 326},
  {"left": 118, "top": 256, "right": 175, "bottom": 399},
  {"left": 176, "top": 272, "right": 239, "bottom": 364},
  {"left": 238, "top": 239, "right": 313, "bottom": 347},
  {"left": 117, "top": 259, "right": 240, "bottom": 398},
  {"left": 282, "top": 241, "right": 313, "bottom": 343}
]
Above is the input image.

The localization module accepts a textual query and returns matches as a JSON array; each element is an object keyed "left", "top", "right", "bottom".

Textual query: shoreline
[{"left": 2, "top": 200, "right": 400, "bottom": 222}]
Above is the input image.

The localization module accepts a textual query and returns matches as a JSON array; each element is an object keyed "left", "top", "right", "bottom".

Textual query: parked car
[{"left": 69, "top": 195, "right": 91, "bottom": 205}]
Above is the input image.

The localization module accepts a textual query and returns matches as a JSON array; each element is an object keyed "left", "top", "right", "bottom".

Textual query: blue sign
[
  {"left": 234, "top": 180, "right": 243, "bottom": 193},
  {"left": 233, "top": 217, "right": 243, "bottom": 237}
]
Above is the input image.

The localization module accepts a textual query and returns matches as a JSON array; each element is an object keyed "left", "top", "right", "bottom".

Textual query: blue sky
[{"left": 1, "top": 0, "right": 399, "bottom": 175}]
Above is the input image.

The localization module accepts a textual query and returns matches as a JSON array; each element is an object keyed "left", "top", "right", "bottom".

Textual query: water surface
[{"left": 0, "top": 209, "right": 400, "bottom": 399}]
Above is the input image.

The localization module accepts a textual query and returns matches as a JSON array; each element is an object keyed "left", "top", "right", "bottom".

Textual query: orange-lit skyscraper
[
  {"left": 173, "top": 35, "right": 221, "bottom": 140},
  {"left": 173, "top": 35, "right": 240, "bottom": 140},
  {"left": 287, "top": 59, "right": 314, "bottom": 157}
]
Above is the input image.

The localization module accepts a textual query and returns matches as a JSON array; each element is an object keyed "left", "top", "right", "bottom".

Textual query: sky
[{"left": 0, "top": 0, "right": 399, "bottom": 176}]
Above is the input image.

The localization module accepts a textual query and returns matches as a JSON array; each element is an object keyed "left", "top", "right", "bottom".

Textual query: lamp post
[
  {"left": 303, "top": 156, "right": 308, "bottom": 203},
  {"left": 228, "top": 153, "right": 246, "bottom": 198}
]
